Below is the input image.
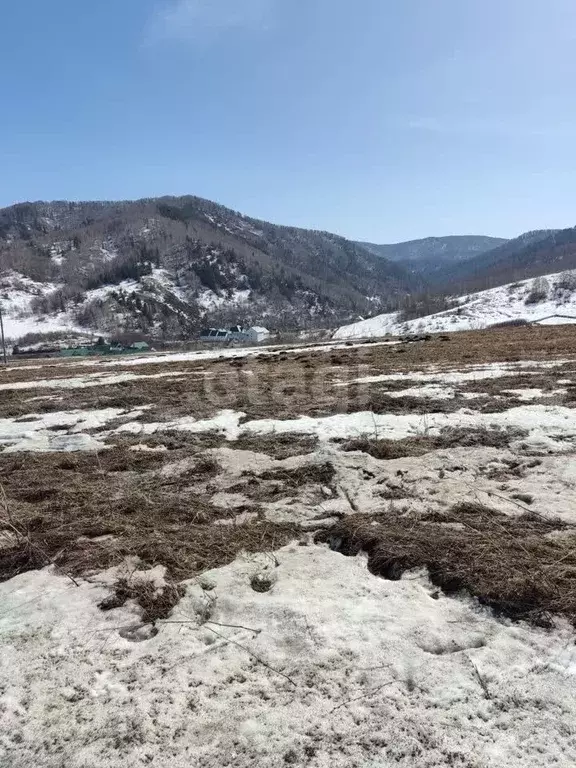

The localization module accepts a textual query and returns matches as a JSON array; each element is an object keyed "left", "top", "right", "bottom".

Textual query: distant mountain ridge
[
  {"left": 429, "top": 228, "right": 576, "bottom": 291},
  {"left": 0, "top": 196, "right": 417, "bottom": 341},
  {"left": 358, "top": 235, "right": 508, "bottom": 278},
  {"left": 361, "top": 228, "right": 576, "bottom": 296},
  {"left": 1, "top": 194, "right": 574, "bottom": 343}
]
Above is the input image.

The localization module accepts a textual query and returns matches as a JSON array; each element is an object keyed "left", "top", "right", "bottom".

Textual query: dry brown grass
[
  {"left": 339, "top": 426, "right": 527, "bottom": 460},
  {"left": 318, "top": 506, "right": 576, "bottom": 627},
  {"left": 232, "top": 461, "right": 336, "bottom": 502},
  {"left": 4, "top": 325, "right": 576, "bottom": 424},
  {"left": 347, "top": 388, "right": 455, "bottom": 415},
  {"left": 0, "top": 391, "right": 66, "bottom": 419},
  {"left": 231, "top": 433, "right": 319, "bottom": 459},
  {"left": 257, "top": 461, "right": 336, "bottom": 486},
  {"left": 3, "top": 325, "right": 576, "bottom": 621},
  {"left": 467, "top": 373, "right": 554, "bottom": 391},
  {"left": 107, "top": 431, "right": 321, "bottom": 462},
  {"left": 0, "top": 449, "right": 298, "bottom": 583},
  {"left": 107, "top": 432, "right": 225, "bottom": 453}
]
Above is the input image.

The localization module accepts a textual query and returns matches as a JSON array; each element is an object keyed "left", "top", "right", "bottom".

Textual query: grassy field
[
  {"left": 3, "top": 324, "right": 576, "bottom": 616},
  {"left": 3, "top": 326, "right": 576, "bottom": 766}
]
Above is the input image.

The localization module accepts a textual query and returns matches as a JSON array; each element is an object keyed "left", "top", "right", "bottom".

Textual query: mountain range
[
  {"left": 0, "top": 197, "right": 415, "bottom": 341},
  {"left": 0, "top": 194, "right": 575, "bottom": 342},
  {"left": 358, "top": 235, "right": 507, "bottom": 279}
]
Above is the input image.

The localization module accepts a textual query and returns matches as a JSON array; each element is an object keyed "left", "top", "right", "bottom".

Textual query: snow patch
[
  {"left": 0, "top": 271, "right": 79, "bottom": 340},
  {"left": 2, "top": 548, "right": 576, "bottom": 766},
  {"left": 0, "top": 369, "right": 207, "bottom": 392},
  {"left": 196, "top": 288, "right": 251, "bottom": 311},
  {"left": 336, "top": 360, "right": 572, "bottom": 388},
  {"left": 0, "top": 407, "right": 148, "bottom": 453},
  {"left": 111, "top": 404, "right": 576, "bottom": 452}
]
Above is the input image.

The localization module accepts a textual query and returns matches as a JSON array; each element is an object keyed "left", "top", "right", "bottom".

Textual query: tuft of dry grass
[
  {"left": 99, "top": 577, "right": 185, "bottom": 624},
  {"left": 257, "top": 461, "right": 336, "bottom": 487},
  {"left": 231, "top": 433, "right": 319, "bottom": 460},
  {"left": 234, "top": 461, "right": 336, "bottom": 502},
  {"left": 356, "top": 391, "right": 455, "bottom": 415},
  {"left": 318, "top": 506, "right": 576, "bottom": 627}
]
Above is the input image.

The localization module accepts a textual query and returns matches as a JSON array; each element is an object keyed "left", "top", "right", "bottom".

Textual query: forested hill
[{"left": 0, "top": 196, "right": 417, "bottom": 340}]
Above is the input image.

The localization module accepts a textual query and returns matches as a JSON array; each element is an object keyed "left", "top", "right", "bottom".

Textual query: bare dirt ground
[{"left": 3, "top": 326, "right": 576, "bottom": 767}]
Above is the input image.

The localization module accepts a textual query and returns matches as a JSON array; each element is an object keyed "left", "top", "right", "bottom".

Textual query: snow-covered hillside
[
  {"left": 334, "top": 270, "right": 576, "bottom": 340},
  {"left": 0, "top": 268, "right": 268, "bottom": 343},
  {"left": 0, "top": 271, "right": 83, "bottom": 340}
]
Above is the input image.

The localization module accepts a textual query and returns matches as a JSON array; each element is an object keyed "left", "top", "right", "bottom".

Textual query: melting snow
[
  {"left": 385, "top": 384, "right": 458, "bottom": 399},
  {"left": 240, "top": 405, "right": 576, "bottom": 444},
  {"left": 111, "top": 404, "right": 576, "bottom": 450},
  {"left": 336, "top": 360, "right": 571, "bottom": 387},
  {"left": 0, "top": 407, "right": 148, "bottom": 453},
  {"left": 502, "top": 388, "right": 568, "bottom": 401},
  {"left": 2, "top": 548, "right": 576, "bottom": 766}
]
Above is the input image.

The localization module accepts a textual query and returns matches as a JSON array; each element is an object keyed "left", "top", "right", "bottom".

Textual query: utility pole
[{"left": 0, "top": 303, "right": 7, "bottom": 365}]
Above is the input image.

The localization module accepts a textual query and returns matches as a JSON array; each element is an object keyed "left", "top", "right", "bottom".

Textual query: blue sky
[{"left": 1, "top": 0, "right": 576, "bottom": 242}]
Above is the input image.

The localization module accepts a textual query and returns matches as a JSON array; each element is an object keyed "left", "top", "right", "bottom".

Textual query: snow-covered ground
[
  {"left": 0, "top": 407, "right": 148, "bottom": 453},
  {"left": 196, "top": 287, "right": 251, "bottom": 311},
  {"left": 0, "top": 271, "right": 83, "bottom": 340},
  {"left": 110, "top": 403, "right": 576, "bottom": 451},
  {"left": 3, "top": 341, "right": 576, "bottom": 766},
  {"left": 3, "top": 547, "right": 576, "bottom": 767},
  {"left": 4, "top": 397, "right": 576, "bottom": 454},
  {"left": 334, "top": 269, "right": 576, "bottom": 339}
]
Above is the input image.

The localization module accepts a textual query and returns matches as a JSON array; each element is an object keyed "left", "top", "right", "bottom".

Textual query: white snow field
[
  {"left": 3, "top": 547, "right": 576, "bottom": 768},
  {"left": 334, "top": 269, "right": 576, "bottom": 339}
]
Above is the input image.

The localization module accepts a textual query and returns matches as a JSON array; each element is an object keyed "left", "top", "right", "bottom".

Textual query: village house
[
  {"left": 245, "top": 326, "right": 270, "bottom": 343},
  {"left": 199, "top": 326, "right": 271, "bottom": 343}
]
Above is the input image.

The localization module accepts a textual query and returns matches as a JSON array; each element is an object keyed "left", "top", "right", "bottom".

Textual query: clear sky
[{"left": 1, "top": 0, "right": 576, "bottom": 242}]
